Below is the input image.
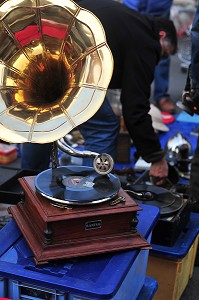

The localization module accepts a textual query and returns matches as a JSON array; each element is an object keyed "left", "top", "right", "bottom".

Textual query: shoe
[
  {"left": 156, "top": 98, "right": 176, "bottom": 114},
  {"left": 161, "top": 112, "right": 175, "bottom": 124}
]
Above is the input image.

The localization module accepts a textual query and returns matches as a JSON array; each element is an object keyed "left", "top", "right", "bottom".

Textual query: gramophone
[{"left": 0, "top": 0, "right": 150, "bottom": 264}]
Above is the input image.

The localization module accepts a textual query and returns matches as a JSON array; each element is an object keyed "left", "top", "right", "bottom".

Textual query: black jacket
[{"left": 77, "top": 0, "right": 164, "bottom": 163}]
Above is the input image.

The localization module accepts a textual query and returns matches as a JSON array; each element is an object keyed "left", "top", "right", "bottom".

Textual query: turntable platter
[
  {"left": 126, "top": 184, "right": 183, "bottom": 217},
  {"left": 35, "top": 166, "right": 121, "bottom": 205}
]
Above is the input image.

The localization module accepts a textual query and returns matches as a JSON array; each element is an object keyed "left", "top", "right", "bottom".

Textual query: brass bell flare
[{"left": 0, "top": 0, "right": 113, "bottom": 144}]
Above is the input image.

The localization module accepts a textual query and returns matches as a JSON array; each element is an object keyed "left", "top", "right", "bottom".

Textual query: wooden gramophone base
[{"left": 8, "top": 176, "right": 150, "bottom": 265}]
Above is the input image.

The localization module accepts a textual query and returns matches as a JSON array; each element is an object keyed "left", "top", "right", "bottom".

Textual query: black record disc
[
  {"left": 126, "top": 184, "right": 183, "bottom": 217},
  {"left": 35, "top": 166, "right": 121, "bottom": 205}
]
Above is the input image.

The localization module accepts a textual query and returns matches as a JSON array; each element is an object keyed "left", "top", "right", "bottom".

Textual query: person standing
[
  {"left": 22, "top": 0, "right": 178, "bottom": 185},
  {"left": 123, "top": 0, "right": 176, "bottom": 114},
  {"left": 182, "top": 2, "right": 199, "bottom": 207}
]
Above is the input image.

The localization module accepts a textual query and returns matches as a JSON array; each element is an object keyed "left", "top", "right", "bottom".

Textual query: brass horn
[{"left": 0, "top": 0, "right": 113, "bottom": 144}]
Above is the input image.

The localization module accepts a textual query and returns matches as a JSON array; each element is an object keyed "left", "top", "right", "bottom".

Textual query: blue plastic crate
[
  {"left": 0, "top": 204, "right": 159, "bottom": 300},
  {"left": 8, "top": 280, "right": 65, "bottom": 300},
  {"left": 137, "top": 276, "right": 158, "bottom": 300},
  {"left": 5, "top": 241, "right": 153, "bottom": 300},
  {"left": 0, "top": 277, "right": 7, "bottom": 298},
  {"left": 69, "top": 232, "right": 153, "bottom": 299},
  {"left": 147, "top": 213, "right": 199, "bottom": 300},
  {"left": 7, "top": 241, "right": 152, "bottom": 300},
  {"left": 151, "top": 212, "right": 199, "bottom": 259}
]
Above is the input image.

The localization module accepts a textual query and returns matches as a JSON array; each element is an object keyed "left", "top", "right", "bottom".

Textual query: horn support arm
[
  {"left": 56, "top": 138, "right": 114, "bottom": 175},
  {"left": 57, "top": 138, "right": 99, "bottom": 158}
]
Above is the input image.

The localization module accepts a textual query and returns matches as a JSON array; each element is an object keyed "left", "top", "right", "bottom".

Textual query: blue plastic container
[
  {"left": 7, "top": 276, "right": 159, "bottom": 300},
  {"left": 0, "top": 204, "right": 159, "bottom": 300},
  {"left": 151, "top": 212, "right": 199, "bottom": 260},
  {"left": 146, "top": 213, "right": 199, "bottom": 300},
  {"left": 0, "top": 277, "right": 7, "bottom": 298},
  {"left": 137, "top": 276, "right": 158, "bottom": 300},
  {"left": 8, "top": 280, "right": 66, "bottom": 300}
]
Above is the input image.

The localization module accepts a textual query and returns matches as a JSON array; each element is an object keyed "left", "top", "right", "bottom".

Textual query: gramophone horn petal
[{"left": 0, "top": 0, "right": 113, "bottom": 144}]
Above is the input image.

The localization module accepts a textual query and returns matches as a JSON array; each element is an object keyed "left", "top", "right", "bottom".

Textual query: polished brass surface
[{"left": 0, "top": 0, "right": 113, "bottom": 143}]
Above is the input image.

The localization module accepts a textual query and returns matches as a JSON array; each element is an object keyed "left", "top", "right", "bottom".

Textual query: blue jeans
[
  {"left": 123, "top": 0, "right": 172, "bottom": 103},
  {"left": 78, "top": 97, "right": 120, "bottom": 166},
  {"left": 21, "top": 97, "right": 120, "bottom": 170},
  {"left": 123, "top": 0, "right": 173, "bottom": 16},
  {"left": 21, "top": 143, "right": 52, "bottom": 171},
  {"left": 153, "top": 56, "right": 170, "bottom": 102}
]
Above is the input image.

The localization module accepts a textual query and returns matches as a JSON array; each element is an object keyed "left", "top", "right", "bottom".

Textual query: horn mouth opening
[
  {"left": 0, "top": 0, "right": 114, "bottom": 144},
  {"left": 21, "top": 55, "right": 72, "bottom": 108}
]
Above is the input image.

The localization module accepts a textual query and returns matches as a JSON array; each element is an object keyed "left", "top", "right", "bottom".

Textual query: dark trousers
[{"left": 190, "top": 136, "right": 199, "bottom": 203}]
